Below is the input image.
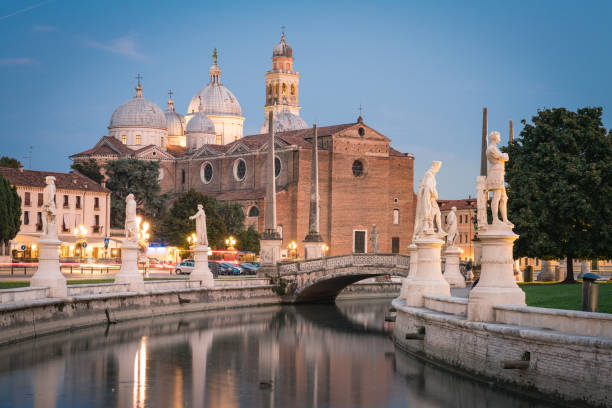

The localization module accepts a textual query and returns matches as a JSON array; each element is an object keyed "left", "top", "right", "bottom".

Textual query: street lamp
[
  {"left": 225, "top": 236, "right": 236, "bottom": 250},
  {"left": 73, "top": 224, "right": 88, "bottom": 257},
  {"left": 321, "top": 244, "right": 329, "bottom": 257},
  {"left": 288, "top": 241, "right": 297, "bottom": 259}
]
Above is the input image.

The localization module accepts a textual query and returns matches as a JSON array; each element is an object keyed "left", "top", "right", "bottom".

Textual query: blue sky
[{"left": 1, "top": 0, "right": 611, "bottom": 198}]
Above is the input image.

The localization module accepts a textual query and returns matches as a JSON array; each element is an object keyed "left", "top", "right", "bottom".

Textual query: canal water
[{"left": 0, "top": 299, "right": 558, "bottom": 408}]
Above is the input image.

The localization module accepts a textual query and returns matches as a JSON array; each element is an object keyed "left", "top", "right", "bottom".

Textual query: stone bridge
[{"left": 277, "top": 253, "right": 410, "bottom": 303}]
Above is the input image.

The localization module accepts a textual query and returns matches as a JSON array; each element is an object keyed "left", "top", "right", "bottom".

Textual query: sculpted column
[
  {"left": 258, "top": 111, "right": 282, "bottom": 277},
  {"left": 31, "top": 176, "right": 67, "bottom": 297},
  {"left": 303, "top": 124, "right": 324, "bottom": 259},
  {"left": 114, "top": 193, "right": 145, "bottom": 292},
  {"left": 401, "top": 161, "right": 450, "bottom": 306},
  {"left": 442, "top": 207, "right": 466, "bottom": 288},
  {"left": 189, "top": 204, "right": 214, "bottom": 288},
  {"left": 468, "top": 131, "right": 525, "bottom": 322}
]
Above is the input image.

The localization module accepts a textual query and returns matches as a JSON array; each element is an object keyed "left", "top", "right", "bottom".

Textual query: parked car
[
  {"left": 239, "top": 262, "right": 259, "bottom": 275},
  {"left": 174, "top": 260, "right": 194, "bottom": 275},
  {"left": 219, "top": 262, "right": 241, "bottom": 275}
]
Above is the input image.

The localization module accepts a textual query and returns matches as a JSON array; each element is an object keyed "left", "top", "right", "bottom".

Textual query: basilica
[{"left": 72, "top": 32, "right": 416, "bottom": 257}]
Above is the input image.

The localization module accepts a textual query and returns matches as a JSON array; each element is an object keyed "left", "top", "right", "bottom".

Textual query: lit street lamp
[
  {"left": 226, "top": 236, "right": 236, "bottom": 250},
  {"left": 288, "top": 241, "right": 297, "bottom": 259},
  {"left": 73, "top": 224, "right": 88, "bottom": 257}
]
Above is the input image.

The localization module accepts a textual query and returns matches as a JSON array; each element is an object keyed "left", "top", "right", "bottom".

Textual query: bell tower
[{"left": 261, "top": 29, "right": 301, "bottom": 132}]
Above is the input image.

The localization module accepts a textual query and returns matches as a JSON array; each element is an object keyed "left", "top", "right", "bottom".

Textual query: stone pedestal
[
  {"left": 30, "top": 238, "right": 67, "bottom": 297},
  {"left": 467, "top": 224, "right": 525, "bottom": 322},
  {"left": 257, "top": 236, "right": 282, "bottom": 278},
  {"left": 303, "top": 240, "right": 323, "bottom": 260},
  {"left": 443, "top": 246, "right": 466, "bottom": 288},
  {"left": 402, "top": 237, "right": 450, "bottom": 306},
  {"left": 537, "top": 260, "right": 555, "bottom": 281},
  {"left": 114, "top": 240, "right": 144, "bottom": 292},
  {"left": 399, "top": 244, "right": 418, "bottom": 300},
  {"left": 191, "top": 245, "right": 214, "bottom": 288}
]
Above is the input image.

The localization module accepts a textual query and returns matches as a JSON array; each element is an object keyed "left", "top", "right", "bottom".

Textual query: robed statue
[
  {"left": 42, "top": 176, "right": 57, "bottom": 239},
  {"left": 413, "top": 161, "right": 445, "bottom": 239},
  {"left": 446, "top": 206, "right": 458, "bottom": 246},
  {"left": 486, "top": 131, "right": 511, "bottom": 226},
  {"left": 125, "top": 193, "right": 138, "bottom": 242},
  {"left": 370, "top": 224, "right": 379, "bottom": 254},
  {"left": 189, "top": 204, "right": 208, "bottom": 247}
]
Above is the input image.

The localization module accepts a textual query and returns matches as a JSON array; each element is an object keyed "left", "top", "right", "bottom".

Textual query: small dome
[
  {"left": 109, "top": 85, "right": 166, "bottom": 129},
  {"left": 273, "top": 32, "right": 293, "bottom": 58},
  {"left": 261, "top": 107, "right": 308, "bottom": 133},
  {"left": 187, "top": 101, "right": 216, "bottom": 134},
  {"left": 164, "top": 97, "right": 185, "bottom": 137}
]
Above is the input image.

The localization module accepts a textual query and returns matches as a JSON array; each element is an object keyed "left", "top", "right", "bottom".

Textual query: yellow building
[{"left": 438, "top": 198, "right": 477, "bottom": 261}]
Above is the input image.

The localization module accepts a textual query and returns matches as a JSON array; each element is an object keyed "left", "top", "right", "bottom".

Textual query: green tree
[
  {"left": 0, "top": 174, "right": 22, "bottom": 255},
  {"left": 154, "top": 190, "right": 227, "bottom": 249},
  {"left": 218, "top": 202, "right": 246, "bottom": 236},
  {"left": 104, "top": 159, "right": 167, "bottom": 228},
  {"left": 236, "top": 225, "right": 260, "bottom": 253},
  {"left": 0, "top": 156, "right": 22, "bottom": 168},
  {"left": 506, "top": 107, "right": 612, "bottom": 282},
  {"left": 71, "top": 159, "right": 104, "bottom": 183}
]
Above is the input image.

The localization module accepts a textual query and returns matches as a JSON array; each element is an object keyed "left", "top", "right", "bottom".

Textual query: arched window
[
  {"left": 248, "top": 206, "right": 259, "bottom": 217},
  {"left": 121, "top": 135, "right": 127, "bottom": 144},
  {"left": 268, "top": 84, "right": 272, "bottom": 95},
  {"left": 393, "top": 209, "right": 399, "bottom": 225},
  {"left": 274, "top": 83, "right": 279, "bottom": 94},
  {"left": 282, "top": 83, "right": 287, "bottom": 94},
  {"left": 286, "top": 63, "right": 290, "bottom": 70},
  {"left": 201, "top": 162, "right": 213, "bottom": 184},
  {"left": 290, "top": 84, "right": 295, "bottom": 95},
  {"left": 181, "top": 169, "right": 186, "bottom": 184},
  {"left": 136, "top": 134, "right": 141, "bottom": 145}
]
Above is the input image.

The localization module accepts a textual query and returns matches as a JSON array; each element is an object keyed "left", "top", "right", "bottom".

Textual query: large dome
[
  {"left": 109, "top": 85, "right": 166, "bottom": 129},
  {"left": 187, "top": 64, "right": 242, "bottom": 116},
  {"left": 273, "top": 32, "right": 293, "bottom": 58},
  {"left": 261, "top": 107, "right": 308, "bottom": 133}
]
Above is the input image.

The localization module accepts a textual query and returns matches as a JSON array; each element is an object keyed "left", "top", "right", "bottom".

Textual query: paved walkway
[{"left": 450, "top": 287, "right": 470, "bottom": 298}]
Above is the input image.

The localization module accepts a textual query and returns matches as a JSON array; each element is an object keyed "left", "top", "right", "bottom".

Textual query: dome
[
  {"left": 261, "top": 108, "right": 308, "bottom": 133},
  {"left": 109, "top": 85, "right": 166, "bottom": 129},
  {"left": 187, "top": 63, "right": 242, "bottom": 116},
  {"left": 164, "top": 98, "right": 185, "bottom": 136},
  {"left": 273, "top": 32, "right": 293, "bottom": 58},
  {"left": 187, "top": 102, "right": 216, "bottom": 134}
]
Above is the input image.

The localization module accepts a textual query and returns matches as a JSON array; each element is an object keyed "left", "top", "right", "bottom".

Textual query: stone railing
[{"left": 278, "top": 253, "right": 411, "bottom": 276}]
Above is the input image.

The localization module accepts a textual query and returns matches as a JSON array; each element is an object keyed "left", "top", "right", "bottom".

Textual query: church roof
[
  {"left": 0, "top": 167, "right": 109, "bottom": 193},
  {"left": 71, "top": 136, "right": 136, "bottom": 159}
]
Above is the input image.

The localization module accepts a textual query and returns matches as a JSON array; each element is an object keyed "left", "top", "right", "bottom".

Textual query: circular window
[
  {"left": 352, "top": 160, "right": 364, "bottom": 177},
  {"left": 233, "top": 158, "right": 247, "bottom": 181},
  {"left": 274, "top": 156, "right": 282, "bottom": 178},
  {"left": 248, "top": 206, "right": 259, "bottom": 217},
  {"left": 200, "top": 162, "right": 213, "bottom": 184},
  {"left": 358, "top": 127, "right": 365, "bottom": 137}
]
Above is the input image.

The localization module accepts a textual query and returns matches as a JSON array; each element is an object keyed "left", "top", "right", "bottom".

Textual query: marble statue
[
  {"left": 486, "top": 131, "right": 512, "bottom": 225},
  {"left": 42, "top": 176, "right": 57, "bottom": 239},
  {"left": 446, "top": 206, "right": 458, "bottom": 247},
  {"left": 124, "top": 193, "right": 138, "bottom": 242},
  {"left": 189, "top": 204, "right": 208, "bottom": 247},
  {"left": 414, "top": 161, "right": 445, "bottom": 238},
  {"left": 370, "top": 224, "right": 379, "bottom": 254}
]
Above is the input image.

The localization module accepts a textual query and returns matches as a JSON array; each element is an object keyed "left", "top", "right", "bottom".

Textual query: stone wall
[{"left": 392, "top": 298, "right": 612, "bottom": 407}]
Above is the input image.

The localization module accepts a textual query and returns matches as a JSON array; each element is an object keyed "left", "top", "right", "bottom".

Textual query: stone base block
[
  {"left": 443, "top": 247, "right": 466, "bottom": 288},
  {"left": 467, "top": 286, "right": 526, "bottom": 322},
  {"left": 403, "top": 279, "right": 450, "bottom": 307},
  {"left": 258, "top": 238, "right": 282, "bottom": 278},
  {"left": 191, "top": 245, "right": 214, "bottom": 288},
  {"left": 303, "top": 241, "right": 323, "bottom": 260},
  {"left": 114, "top": 240, "right": 144, "bottom": 292},
  {"left": 402, "top": 236, "right": 450, "bottom": 307},
  {"left": 30, "top": 238, "right": 67, "bottom": 298}
]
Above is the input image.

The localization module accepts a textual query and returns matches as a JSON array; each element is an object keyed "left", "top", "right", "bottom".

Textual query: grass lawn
[{"left": 520, "top": 282, "right": 612, "bottom": 314}]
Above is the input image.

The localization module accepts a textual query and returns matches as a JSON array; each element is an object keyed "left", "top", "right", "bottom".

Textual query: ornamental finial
[{"left": 211, "top": 48, "right": 218, "bottom": 64}]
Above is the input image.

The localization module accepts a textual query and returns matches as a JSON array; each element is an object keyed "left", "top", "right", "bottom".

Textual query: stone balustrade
[
  {"left": 0, "top": 287, "right": 49, "bottom": 303},
  {"left": 423, "top": 295, "right": 468, "bottom": 317},
  {"left": 278, "top": 253, "right": 411, "bottom": 276}
]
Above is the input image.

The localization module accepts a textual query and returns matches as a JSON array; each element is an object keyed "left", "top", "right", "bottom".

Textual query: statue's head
[
  {"left": 126, "top": 193, "right": 134, "bottom": 202},
  {"left": 451, "top": 206, "right": 457, "bottom": 212},
  {"left": 45, "top": 176, "right": 56, "bottom": 185},
  {"left": 431, "top": 161, "right": 442, "bottom": 173},
  {"left": 197, "top": 204, "right": 203, "bottom": 210},
  {"left": 489, "top": 131, "right": 501, "bottom": 145}
]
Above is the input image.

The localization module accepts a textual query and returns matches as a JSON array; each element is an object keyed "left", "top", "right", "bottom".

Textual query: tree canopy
[
  {"left": 218, "top": 202, "right": 246, "bottom": 236},
  {"left": 0, "top": 174, "right": 22, "bottom": 249},
  {"left": 236, "top": 225, "right": 260, "bottom": 253},
  {"left": 0, "top": 157, "right": 22, "bottom": 168},
  {"left": 506, "top": 107, "right": 612, "bottom": 282},
  {"left": 154, "top": 190, "right": 226, "bottom": 249},
  {"left": 71, "top": 159, "right": 104, "bottom": 183},
  {"left": 104, "top": 159, "right": 167, "bottom": 228}
]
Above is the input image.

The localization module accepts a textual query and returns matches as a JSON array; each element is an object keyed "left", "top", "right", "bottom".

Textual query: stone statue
[
  {"left": 189, "top": 204, "right": 208, "bottom": 247},
  {"left": 486, "top": 131, "right": 512, "bottom": 225},
  {"left": 414, "top": 161, "right": 445, "bottom": 238},
  {"left": 211, "top": 48, "right": 218, "bottom": 64},
  {"left": 125, "top": 193, "right": 138, "bottom": 242},
  {"left": 42, "top": 176, "right": 57, "bottom": 239},
  {"left": 370, "top": 224, "right": 379, "bottom": 254},
  {"left": 446, "top": 206, "right": 458, "bottom": 247}
]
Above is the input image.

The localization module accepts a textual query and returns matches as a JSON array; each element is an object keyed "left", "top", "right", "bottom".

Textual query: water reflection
[{"left": 0, "top": 300, "right": 557, "bottom": 408}]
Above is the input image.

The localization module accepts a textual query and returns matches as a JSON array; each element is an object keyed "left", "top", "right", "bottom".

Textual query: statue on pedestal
[
  {"left": 370, "top": 224, "right": 379, "bottom": 254},
  {"left": 42, "top": 176, "right": 57, "bottom": 239},
  {"left": 446, "top": 206, "right": 458, "bottom": 247},
  {"left": 414, "top": 161, "right": 445, "bottom": 239},
  {"left": 125, "top": 194, "right": 138, "bottom": 242},
  {"left": 189, "top": 204, "right": 208, "bottom": 247},
  {"left": 486, "top": 131, "right": 512, "bottom": 226}
]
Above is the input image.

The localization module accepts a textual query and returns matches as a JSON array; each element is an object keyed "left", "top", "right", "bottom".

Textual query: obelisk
[
  {"left": 258, "top": 111, "right": 283, "bottom": 277},
  {"left": 303, "top": 124, "right": 324, "bottom": 259}
]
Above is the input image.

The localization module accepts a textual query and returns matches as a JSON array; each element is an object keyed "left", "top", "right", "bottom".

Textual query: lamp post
[
  {"left": 73, "top": 224, "right": 88, "bottom": 258},
  {"left": 225, "top": 236, "right": 236, "bottom": 251},
  {"left": 322, "top": 244, "right": 329, "bottom": 257},
  {"left": 288, "top": 241, "right": 297, "bottom": 259}
]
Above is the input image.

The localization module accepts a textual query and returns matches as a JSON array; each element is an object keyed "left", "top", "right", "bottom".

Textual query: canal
[{"left": 0, "top": 298, "right": 557, "bottom": 408}]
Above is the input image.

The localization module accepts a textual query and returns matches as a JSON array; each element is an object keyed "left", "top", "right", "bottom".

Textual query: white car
[{"left": 174, "top": 260, "right": 194, "bottom": 275}]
